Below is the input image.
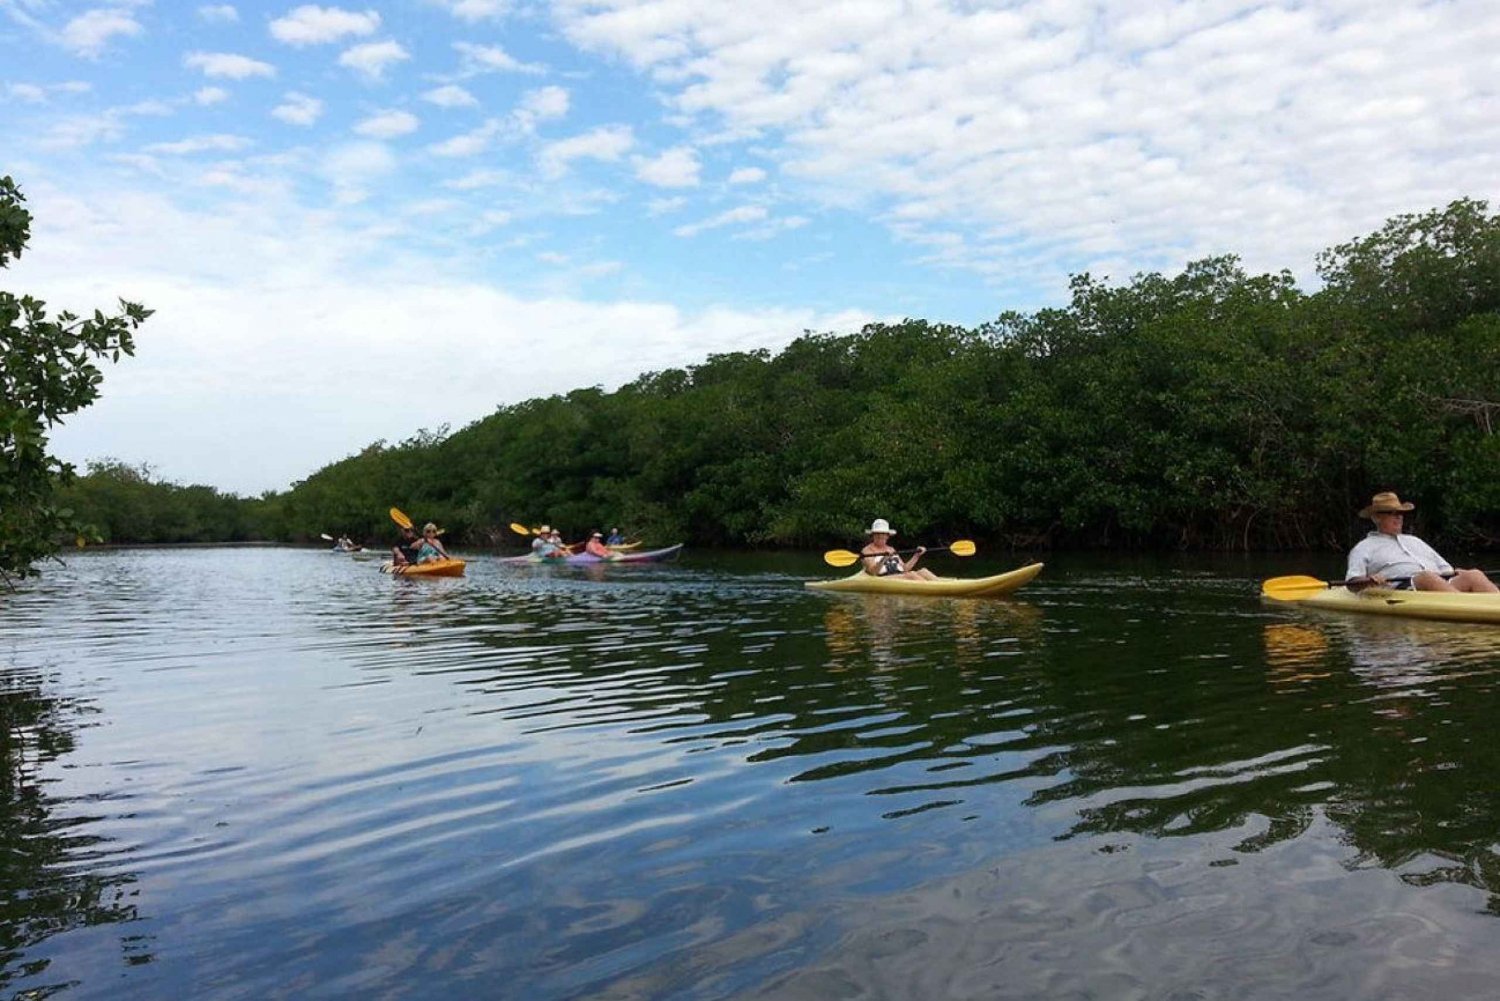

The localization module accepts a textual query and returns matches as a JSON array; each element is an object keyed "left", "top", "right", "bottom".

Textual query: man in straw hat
[
  {"left": 860, "top": 517, "right": 938, "bottom": 581},
  {"left": 1345, "top": 492, "right": 1497, "bottom": 592}
]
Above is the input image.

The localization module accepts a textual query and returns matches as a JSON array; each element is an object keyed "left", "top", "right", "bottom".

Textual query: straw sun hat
[
  {"left": 1358, "top": 491, "right": 1415, "bottom": 520},
  {"left": 865, "top": 518, "right": 897, "bottom": 536}
]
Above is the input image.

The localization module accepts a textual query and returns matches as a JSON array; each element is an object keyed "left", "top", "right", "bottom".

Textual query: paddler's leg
[
  {"left": 1412, "top": 570, "right": 1456, "bottom": 591},
  {"left": 1449, "top": 568, "right": 1499, "bottom": 593}
]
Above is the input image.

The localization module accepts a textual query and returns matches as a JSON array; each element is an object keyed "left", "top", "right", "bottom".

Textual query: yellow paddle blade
[
  {"left": 509, "top": 522, "right": 532, "bottom": 536},
  {"left": 823, "top": 549, "right": 863, "bottom": 567},
  {"left": 389, "top": 507, "right": 412, "bottom": 529},
  {"left": 949, "top": 539, "right": 977, "bottom": 557},
  {"left": 1261, "top": 575, "right": 1331, "bottom": 600}
]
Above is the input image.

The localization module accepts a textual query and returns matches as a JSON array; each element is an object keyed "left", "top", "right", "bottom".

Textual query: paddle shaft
[{"left": 823, "top": 540, "right": 975, "bottom": 568}]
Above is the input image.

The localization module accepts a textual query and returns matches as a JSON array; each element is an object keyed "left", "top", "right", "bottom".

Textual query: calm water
[{"left": 3, "top": 547, "right": 1499, "bottom": 999}]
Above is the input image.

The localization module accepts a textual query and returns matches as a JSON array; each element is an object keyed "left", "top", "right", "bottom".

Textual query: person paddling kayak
[
  {"left": 585, "top": 532, "right": 611, "bottom": 558},
  {"left": 1345, "top": 492, "right": 1496, "bottom": 593},
  {"left": 414, "top": 523, "right": 451, "bottom": 564},
  {"left": 860, "top": 518, "right": 938, "bottom": 581},
  {"left": 392, "top": 524, "right": 421, "bottom": 566}
]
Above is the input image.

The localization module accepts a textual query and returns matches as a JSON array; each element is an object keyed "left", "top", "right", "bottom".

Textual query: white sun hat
[{"left": 865, "top": 518, "right": 896, "bottom": 536}]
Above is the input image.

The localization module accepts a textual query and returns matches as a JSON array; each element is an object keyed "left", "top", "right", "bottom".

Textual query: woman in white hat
[
  {"left": 860, "top": 518, "right": 938, "bottom": 581},
  {"left": 1345, "top": 492, "right": 1496, "bottom": 592}
]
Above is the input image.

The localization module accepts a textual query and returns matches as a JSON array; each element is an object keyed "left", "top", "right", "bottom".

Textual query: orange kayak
[{"left": 380, "top": 559, "right": 466, "bottom": 577}]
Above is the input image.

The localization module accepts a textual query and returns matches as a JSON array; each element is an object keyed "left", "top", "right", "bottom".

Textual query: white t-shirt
[{"left": 1345, "top": 531, "right": 1452, "bottom": 582}]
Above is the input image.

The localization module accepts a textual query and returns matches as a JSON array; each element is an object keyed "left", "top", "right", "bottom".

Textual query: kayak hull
[
  {"left": 1294, "top": 586, "right": 1500, "bottom": 624},
  {"left": 502, "top": 544, "right": 684, "bottom": 565},
  {"left": 806, "top": 561, "right": 1044, "bottom": 597},
  {"left": 381, "top": 559, "right": 466, "bottom": 577}
]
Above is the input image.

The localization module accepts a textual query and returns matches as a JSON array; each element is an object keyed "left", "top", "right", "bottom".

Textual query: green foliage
[
  {"left": 0, "top": 177, "right": 150, "bottom": 581},
  {"left": 56, "top": 460, "right": 264, "bottom": 544}
]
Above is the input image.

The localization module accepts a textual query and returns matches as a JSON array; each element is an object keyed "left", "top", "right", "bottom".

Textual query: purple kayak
[{"left": 501, "top": 543, "right": 684, "bottom": 565}]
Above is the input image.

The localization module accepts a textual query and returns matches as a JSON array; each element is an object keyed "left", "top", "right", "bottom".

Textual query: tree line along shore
[{"left": 53, "top": 199, "right": 1500, "bottom": 554}]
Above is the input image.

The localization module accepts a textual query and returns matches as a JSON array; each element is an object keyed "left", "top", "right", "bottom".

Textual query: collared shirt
[{"left": 1346, "top": 531, "right": 1452, "bottom": 582}]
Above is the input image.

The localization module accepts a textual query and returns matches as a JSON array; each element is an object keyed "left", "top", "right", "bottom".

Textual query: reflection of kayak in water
[
  {"left": 380, "top": 559, "right": 466, "bottom": 577},
  {"left": 805, "top": 562, "right": 1043, "bottom": 597},
  {"left": 1287, "top": 586, "right": 1500, "bottom": 624},
  {"left": 502, "top": 544, "right": 684, "bottom": 565}
]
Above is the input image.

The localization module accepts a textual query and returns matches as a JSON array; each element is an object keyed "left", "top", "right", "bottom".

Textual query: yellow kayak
[
  {"left": 1292, "top": 585, "right": 1500, "bottom": 624},
  {"left": 380, "top": 559, "right": 466, "bottom": 577},
  {"left": 806, "top": 562, "right": 1043, "bottom": 597}
]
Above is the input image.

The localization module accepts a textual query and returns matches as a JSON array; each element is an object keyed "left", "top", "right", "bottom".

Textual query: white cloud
[
  {"left": 422, "top": 84, "right": 478, "bottom": 108},
  {"left": 353, "top": 109, "right": 419, "bottom": 138},
  {"left": 647, "top": 196, "right": 687, "bottom": 215},
  {"left": 633, "top": 146, "right": 700, "bottom": 188},
  {"left": 728, "top": 166, "right": 766, "bottom": 185},
  {"left": 37, "top": 100, "right": 171, "bottom": 150},
  {"left": 516, "top": 85, "right": 569, "bottom": 128},
  {"left": 673, "top": 204, "right": 768, "bottom": 238},
  {"left": 184, "top": 51, "right": 276, "bottom": 80},
  {"left": 197, "top": 4, "right": 239, "bottom": 22},
  {"left": 195, "top": 86, "right": 230, "bottom": 106},
  {"left": 554, "top": 0, "right": 1500, "bottom": 294},
  {"left": 443, "top": 168, "right": 510, "bottom": 190},
  {"left": 62, "top": 8, "right": 143, "bottom": 57},
  {"left": 438, "top": 0, "right": 510, "bottom": 21},
  {"left": 17, "top": 184, "right": 870, "bottom": 494},
  {"left": 271, "top": 92, "right": 323, "bottom": 125},
  {"left": 12, "top": 80, "right": 93, "bottom": 103},
  {"left": 540, "top": 125, "right": 634, "bottom": 176},
  {"left": 270, "top": 5, "right": 381, "bottom": 46},
  {"left": 322, "top": 141, "right": 397, "bottom": 203},
  {"left": 453, "top": 41, "right": 544, "bottom": 75},
  {"left": 338, "top": 40, "right": 410, "bottom": 80},
  {"left": 145, "top": 134, "right": 251, "bottom": 155},
  {"left": 428, "top": 119, "right": 503, "bottom": 157}
]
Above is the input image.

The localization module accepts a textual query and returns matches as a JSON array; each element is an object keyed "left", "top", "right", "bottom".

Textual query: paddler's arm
[{"left": 902, "top": 546, "right": 927, "bottom": 571}]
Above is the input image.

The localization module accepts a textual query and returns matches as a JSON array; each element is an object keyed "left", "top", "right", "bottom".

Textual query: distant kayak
[
  {"left": 806, "top": 561, "right": 1043, "bottom": 597},
  {"left": 1279, "top": 585, "right": 1500, "bottom": 624},
  {"left": 502, "top": 544, "right": 684, "bottom": 565},
  {"left": 380, "top": 559, "right": 466, "bottom": 577}
]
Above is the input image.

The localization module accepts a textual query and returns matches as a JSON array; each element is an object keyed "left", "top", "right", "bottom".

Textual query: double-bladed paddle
[
  {"left": 823, "top": 540, "right": 977, "bottom": 568},
  {"left": 1260, "top": 571, "right": 1495, "bottom": 600}
]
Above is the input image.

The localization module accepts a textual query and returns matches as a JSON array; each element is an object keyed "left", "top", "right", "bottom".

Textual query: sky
[{"left": 3, "top": 0, "right": 1497, "bottom": 495}]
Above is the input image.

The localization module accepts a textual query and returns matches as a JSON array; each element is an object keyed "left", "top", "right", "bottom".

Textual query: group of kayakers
[
  {"left": 530, "top": 525, "right": 626, "bottom": 559},
  {"left": 384, "top": 491, "right": 1492, "bottom": 592},
  {"left": 858, "top": 491, "right": 1496, "bottom": 592}
]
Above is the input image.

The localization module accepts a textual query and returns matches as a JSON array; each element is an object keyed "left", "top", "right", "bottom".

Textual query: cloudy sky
[{"left": 4, "top": 0, "right": 1497, "bottom": 494}]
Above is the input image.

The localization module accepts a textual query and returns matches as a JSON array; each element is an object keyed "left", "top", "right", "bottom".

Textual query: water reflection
[
  {"left": 821, "top": 594, "right": 1042, "bottom": 671},
  {"left": 0, "top": 669, "right": 144, "bottom": 993}
]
